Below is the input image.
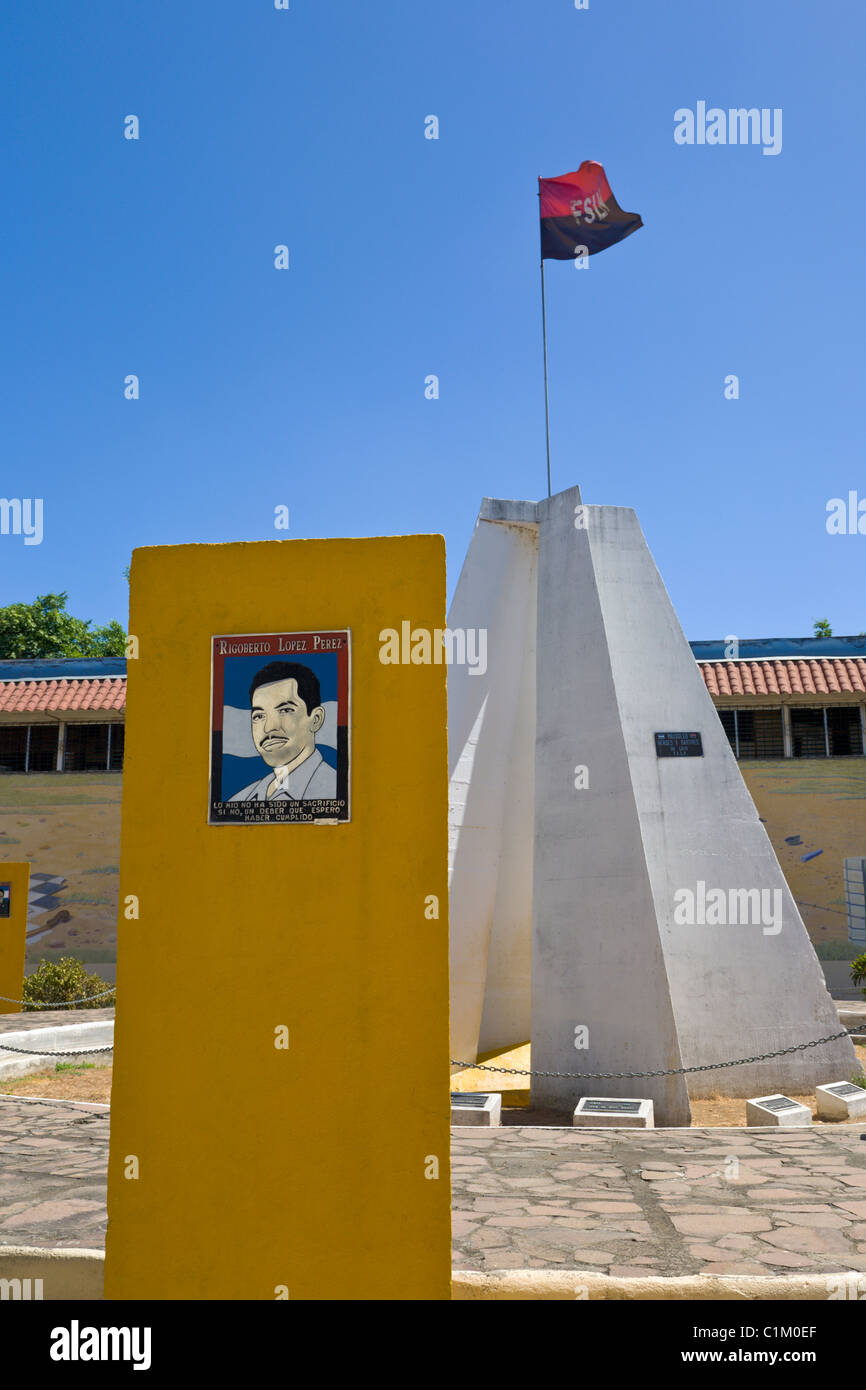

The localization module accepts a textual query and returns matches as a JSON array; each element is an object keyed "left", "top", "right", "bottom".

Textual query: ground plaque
[
  {"left": 450, "top": 1092, "right": 502, "bottom": 1126},
  {"left": 746, "top": 1094, "right": 812, "bottom": 1127},
  {"left": 573, "top": 1096, "right": 654, "bottom": 1129},
  {"left": 816, "top": 1081, "right": 866, "bottom": 1120}
]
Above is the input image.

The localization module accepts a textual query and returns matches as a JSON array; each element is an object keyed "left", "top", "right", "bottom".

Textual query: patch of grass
[
  {"left": 82, "top": 865, "right": 119, "bottom": 875},
  {"left": 815, "top": 940, "right": 862, "bottom": 961},
  {"left": 0, "top": 772, "right": 122, "bottom": 810},
  {"left": 63, "top": 892, "right": 114, "bottom": 906},
  {"left": 56, "top": 1062, "right": 95, "bottom": 1073}
]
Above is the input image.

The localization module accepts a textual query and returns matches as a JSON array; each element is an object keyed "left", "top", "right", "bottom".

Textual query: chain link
[
  {"left": 0, "top": 987, "right": 115, "bottom": 1008},
  {"left": 451, "top": 1025, "right": 865, "bottom": 1080},
  {"left": 0, "top": 1042, "right": 113, "bottom": 1056}
]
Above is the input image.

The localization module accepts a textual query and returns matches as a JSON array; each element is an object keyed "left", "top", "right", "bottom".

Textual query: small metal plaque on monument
[{"left": 654, "top": 731, "right": 703, "bottom": 758}]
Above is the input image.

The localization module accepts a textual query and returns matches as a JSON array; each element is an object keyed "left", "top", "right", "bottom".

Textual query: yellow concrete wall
[
  {"left": 0, "top": 862, "right": 29, "bottom": 1014},
  {"left": 104, "top": 537, "right": 450, "bottom": 1300}
]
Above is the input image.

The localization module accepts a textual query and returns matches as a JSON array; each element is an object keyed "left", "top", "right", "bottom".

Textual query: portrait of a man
[
  {"left": 229, "top": 661, "right": 337, "bottom": 802},
  {"left": 208, "top": 629, "right": 350, "bottom": 825},
  {"left": 0, "top": 884, "right": 10, "bottom": 919}
]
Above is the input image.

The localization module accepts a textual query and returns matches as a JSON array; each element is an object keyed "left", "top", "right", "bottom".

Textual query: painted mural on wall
[
  {"left": 208, "top": 631, "right": 351, "bottom": 825},
  {"left": 739, "top": 758, "right": 866, "bottom": 951}
]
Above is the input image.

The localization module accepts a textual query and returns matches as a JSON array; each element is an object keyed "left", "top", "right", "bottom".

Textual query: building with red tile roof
[
  {"left": 0, "top": 659, "right": 126, "bottom": 773},
  {"left": 1, "top": 640, "right": 865, "bottom": 772}
]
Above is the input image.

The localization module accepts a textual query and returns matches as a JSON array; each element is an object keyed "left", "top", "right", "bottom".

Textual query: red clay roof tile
[
  {"left": 0, "top": 677, "right": 126, "bottom": 715},
  {"left": 699, "top": 658, "right": 866, "bottom": 699}
]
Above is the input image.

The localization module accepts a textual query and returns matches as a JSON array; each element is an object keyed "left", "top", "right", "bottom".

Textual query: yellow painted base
[
  {"left": 0, "top": 863, "right": 30, "bottom": 1015},
  {"left": 105, "top": 536, "right": 451, "bottom": 1300}
]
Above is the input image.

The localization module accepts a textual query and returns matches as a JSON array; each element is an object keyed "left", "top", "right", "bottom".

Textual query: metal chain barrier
[
  {"left": 451, "top": 1024, "right": 865, "bottom": 1081},
  {"left": 0, "top": 987, "right": 116, "bottom": 1008},
  {"left": 0, "top": 986, "right": 116, "bottom": 1056},
  {"left": 0, "top": 1041, "right": 114, "bottom": 1056}
]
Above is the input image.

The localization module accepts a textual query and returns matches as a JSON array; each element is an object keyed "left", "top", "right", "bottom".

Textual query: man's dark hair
[{"left": 249, "top": 661, "right": 321, "bottom": 714}]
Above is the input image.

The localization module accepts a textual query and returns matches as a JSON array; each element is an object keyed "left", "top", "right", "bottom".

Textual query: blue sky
[{"left": 1, "top": 0, "right": 863, "bottom": 639}]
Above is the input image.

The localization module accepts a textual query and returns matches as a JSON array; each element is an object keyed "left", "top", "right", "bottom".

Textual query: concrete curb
[
  {"left": 452, "top": 1270, "right": 849, "bottom": 1300},
  {"left": 0, "top": 1247, "right": 104, "bottom": 1300},
  {"left": 0, "top": 1251, "right": 848, "bottom": 1301},
  {"left": 0, "top": 1020, "right": 114, "bottom": 1081}
]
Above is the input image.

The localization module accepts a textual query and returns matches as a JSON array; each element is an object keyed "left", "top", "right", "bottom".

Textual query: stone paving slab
[
  {"left": 452, "top": 1125, "right": 866, "bottom": 1278},
  {"left": 0, "top": 1097, "right": 108, "bottom": 1248},
  {"left": 3, "top": 1095, "right": 866, "bottom": 1277}
]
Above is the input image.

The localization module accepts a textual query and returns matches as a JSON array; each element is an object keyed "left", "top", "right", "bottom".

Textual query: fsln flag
[{"left": 539, "top": 162, "right": 643, "bottom": 260}]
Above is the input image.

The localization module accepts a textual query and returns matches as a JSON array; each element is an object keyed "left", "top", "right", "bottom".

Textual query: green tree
[
  {"left": 22, "top": 957, "right": 114, "bottom": 1011},
  {"left": 813, "top": 618, "right": 833, "bottom": 638},
  {"left": 0, "top": 593, "right": 127, "bottom": 659}
]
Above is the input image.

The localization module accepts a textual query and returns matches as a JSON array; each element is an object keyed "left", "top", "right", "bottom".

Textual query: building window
[
  {"left": 717, "top": 708, "right": 784, "bottom": 759},
  {"left": 29, "top": 725, "right": 60, "bottom": 771},
  {"left": 0, "top": 722, "right": 124, "bottom": 772},
  {"left": 63, "top": 724, "right": 110, "bottom": 772},
  {"left": 827, "top": 706, "right": 863, "bottom": 756},
  {"left": 790, "top": 708, "right": 826, "bottom": 758},
  {"left": 0, "top": 725, "right": 60, "bottom": 773},
  {"left": 0, "top": 726, "right": 28, "bottom": 772},
  {"left": 789, "top": 706, "right": 863, "bottom": 758}
]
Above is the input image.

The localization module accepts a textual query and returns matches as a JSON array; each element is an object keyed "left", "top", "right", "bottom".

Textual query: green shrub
[
  {"left": 852, "top": 952, "right": 866, "bottom": 997},
  {"left": 22, "top": 957, "right": 114, "bottom": 1011}
]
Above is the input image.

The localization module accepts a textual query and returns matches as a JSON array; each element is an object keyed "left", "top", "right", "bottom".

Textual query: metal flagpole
[
  {"left": 539, "top": 258, "right": 552, "bottom": 498},
  {"left": 538, "top": 180, "right": 552, "bottom": 498}
]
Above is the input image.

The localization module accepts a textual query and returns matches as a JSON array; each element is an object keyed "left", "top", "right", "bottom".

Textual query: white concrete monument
[{"left": 448, "top": 485, "right": 857, "bottom": 1125}]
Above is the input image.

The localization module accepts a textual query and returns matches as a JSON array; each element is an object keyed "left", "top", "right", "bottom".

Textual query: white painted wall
[{"left": 447, "top": 506, "right": 537, "bottom": 1069}]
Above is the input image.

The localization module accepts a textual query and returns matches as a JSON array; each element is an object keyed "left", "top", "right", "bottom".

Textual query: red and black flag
[{"left": 538, "top": 161, "right": 643, "bottom": 260}]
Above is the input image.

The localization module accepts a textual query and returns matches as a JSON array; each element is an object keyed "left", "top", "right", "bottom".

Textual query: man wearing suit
[
  {"left": 0, "top": 886, "right": 9, "bottom": 918},
  {"left": 228, "top": 660, "right": 337, "bottom": 803}
]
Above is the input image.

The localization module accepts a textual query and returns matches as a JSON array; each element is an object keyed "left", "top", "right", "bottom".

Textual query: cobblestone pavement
[
  {"left": 452, "top": 1125, "right": 866, "bottom": 1277},
  {"left": 3, "top": 1094, "right": 866, "bottom": 1275},
  {"left": 0, "top": 1096, "right": 108, "bottom": 1248}
]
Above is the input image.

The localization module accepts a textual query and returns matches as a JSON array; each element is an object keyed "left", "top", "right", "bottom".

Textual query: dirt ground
[
  {"left": 3, "top": 1049, "right": 862, "bottom": 1118},
  {"left": 0, "top": 1064, "right": 112, "bottom": 1103}
]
